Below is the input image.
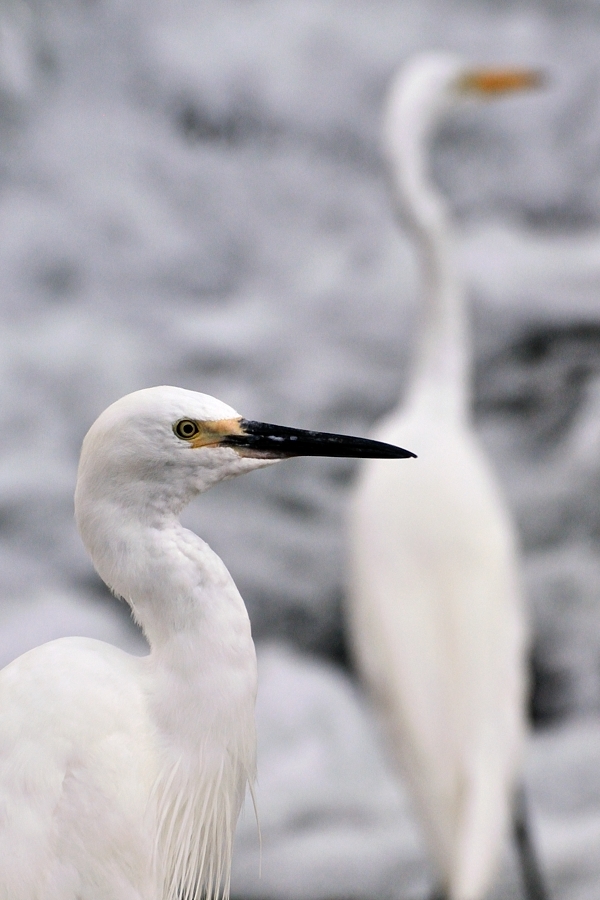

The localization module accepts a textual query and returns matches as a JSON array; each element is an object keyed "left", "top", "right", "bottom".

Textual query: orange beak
[{"left": 458, "top": 67, "right": 544, "bottom": 96}]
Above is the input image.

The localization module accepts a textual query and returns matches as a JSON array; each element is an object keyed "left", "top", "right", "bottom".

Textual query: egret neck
[{"left": 384, "top": 57, "right": 469, "bottom": 424}]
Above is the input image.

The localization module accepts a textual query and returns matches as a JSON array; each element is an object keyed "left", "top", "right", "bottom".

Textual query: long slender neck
[
  {"left": 74, "top": 456, "right": 258, "bottom": 900},
  {"left": 76, "top": 488, "right": 254, "bottom": 673},
  {"left": 391, "top": 107, "right": 470, "bottom": 422}
]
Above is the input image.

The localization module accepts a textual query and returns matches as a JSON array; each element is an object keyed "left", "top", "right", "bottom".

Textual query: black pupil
[{"left": 179, "top": 421, "right": 196, "bottom": 437}]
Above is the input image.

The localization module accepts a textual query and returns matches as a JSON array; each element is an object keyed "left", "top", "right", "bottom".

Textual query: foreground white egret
[
  {"left": 0, "top": 385, "right": 414, "bottom": 900},
  {"left": 347, "top": 55, "right": 543, "bottom": 900}
]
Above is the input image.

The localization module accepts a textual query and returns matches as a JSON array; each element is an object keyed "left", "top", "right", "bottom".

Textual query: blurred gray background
[{"left": 2, "top": 0, "right": 600, "bottom": 897}]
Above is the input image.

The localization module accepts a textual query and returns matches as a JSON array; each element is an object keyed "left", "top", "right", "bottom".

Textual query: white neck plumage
[
  {"left": 386, "top": 85, "right": 470, "bottom": 423},
  {"left": 74, "top": 474, "right": 257, "bottom": 900}
]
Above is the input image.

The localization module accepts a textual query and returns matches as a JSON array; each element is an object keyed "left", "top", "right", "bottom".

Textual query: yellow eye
[{"left": 174, "top": 419, "right": 200, "bottom": 440}]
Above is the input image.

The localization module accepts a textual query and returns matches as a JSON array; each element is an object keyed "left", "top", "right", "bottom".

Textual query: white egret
[
  {"left": 0, "top": 385, "right": 414, "bottom": 900},
  {"left": 347, "top": 54, "right": 544, "bottom": 900}
]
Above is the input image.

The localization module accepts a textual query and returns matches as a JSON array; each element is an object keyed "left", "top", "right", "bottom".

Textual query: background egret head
[{"left": 384, "top": 53, "right": 543, "bottom": 242}]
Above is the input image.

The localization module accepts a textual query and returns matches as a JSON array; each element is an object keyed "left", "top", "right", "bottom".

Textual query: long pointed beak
[
  {"left": 459, "top": 67, "right": 544, "bottom": 97},
  {"left": 222, "top": 419, "right": 416, "bottom": 460}
]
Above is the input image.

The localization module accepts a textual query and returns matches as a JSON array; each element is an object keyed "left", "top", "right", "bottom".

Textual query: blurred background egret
[
  {"left": 348, "top": 54, "right": 541, "bottom": 900},
  {"left": 1, "top": 1, "right": 600, "bottom": 899}
]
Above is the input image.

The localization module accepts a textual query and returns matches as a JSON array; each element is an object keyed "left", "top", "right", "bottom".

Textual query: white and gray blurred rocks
[
  {"left": 231, "top": 644, "right": 600, "bottom": 900},
  {"left": 1, "top": 0, "right": 600, "bottom": 718}
]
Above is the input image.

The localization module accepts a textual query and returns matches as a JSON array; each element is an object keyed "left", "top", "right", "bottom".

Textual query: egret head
[
  {"left": 383, "top": 52, "right": 542, "bottom": 186},
  {"left": 75, "top": 386, "right": 415, "bottom": 525}
]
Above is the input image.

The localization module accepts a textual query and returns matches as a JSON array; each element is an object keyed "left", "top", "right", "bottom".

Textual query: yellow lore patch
[{"left": 188, "top": 418, "right": 245, "bottom": 448}]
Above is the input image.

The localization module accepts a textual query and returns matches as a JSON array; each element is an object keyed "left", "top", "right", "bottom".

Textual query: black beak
[{"left": 222, "top": 419, "right": 416, "bottom": 460}]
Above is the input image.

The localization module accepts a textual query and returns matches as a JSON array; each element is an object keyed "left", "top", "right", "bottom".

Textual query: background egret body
[
  {"left": 0, "top": 385, "right": 412, "bottom": 900},
  {"left": 347, "top": 55, "right": 541, "bottom": 900}
]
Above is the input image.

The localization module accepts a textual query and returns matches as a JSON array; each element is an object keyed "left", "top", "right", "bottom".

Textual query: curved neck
[
  {"left": 74, "top": 455, "right": 258, "bottom": 900},
  {"left": 75, "top": 488, "right": 252, "bottom": 665},
  {"left": 391, "top": 113, "right": 470, "bottom": 422}
]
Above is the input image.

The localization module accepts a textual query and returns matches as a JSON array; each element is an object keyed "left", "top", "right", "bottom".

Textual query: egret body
[
  {"left": 347, "top": 55, "right": 542, "bottom": 900},
  {"left": 0, "top": 385, "right": 413, "bottom": 900}
]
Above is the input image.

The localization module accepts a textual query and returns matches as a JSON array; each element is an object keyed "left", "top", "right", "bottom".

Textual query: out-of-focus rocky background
[{"left": 2, "top": 0, "right": 600, "bottom": 896}]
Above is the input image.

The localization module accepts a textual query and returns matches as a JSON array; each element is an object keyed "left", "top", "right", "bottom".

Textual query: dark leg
[{"left": 513, "top": 785, "right": 549, "bottom": 900}]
